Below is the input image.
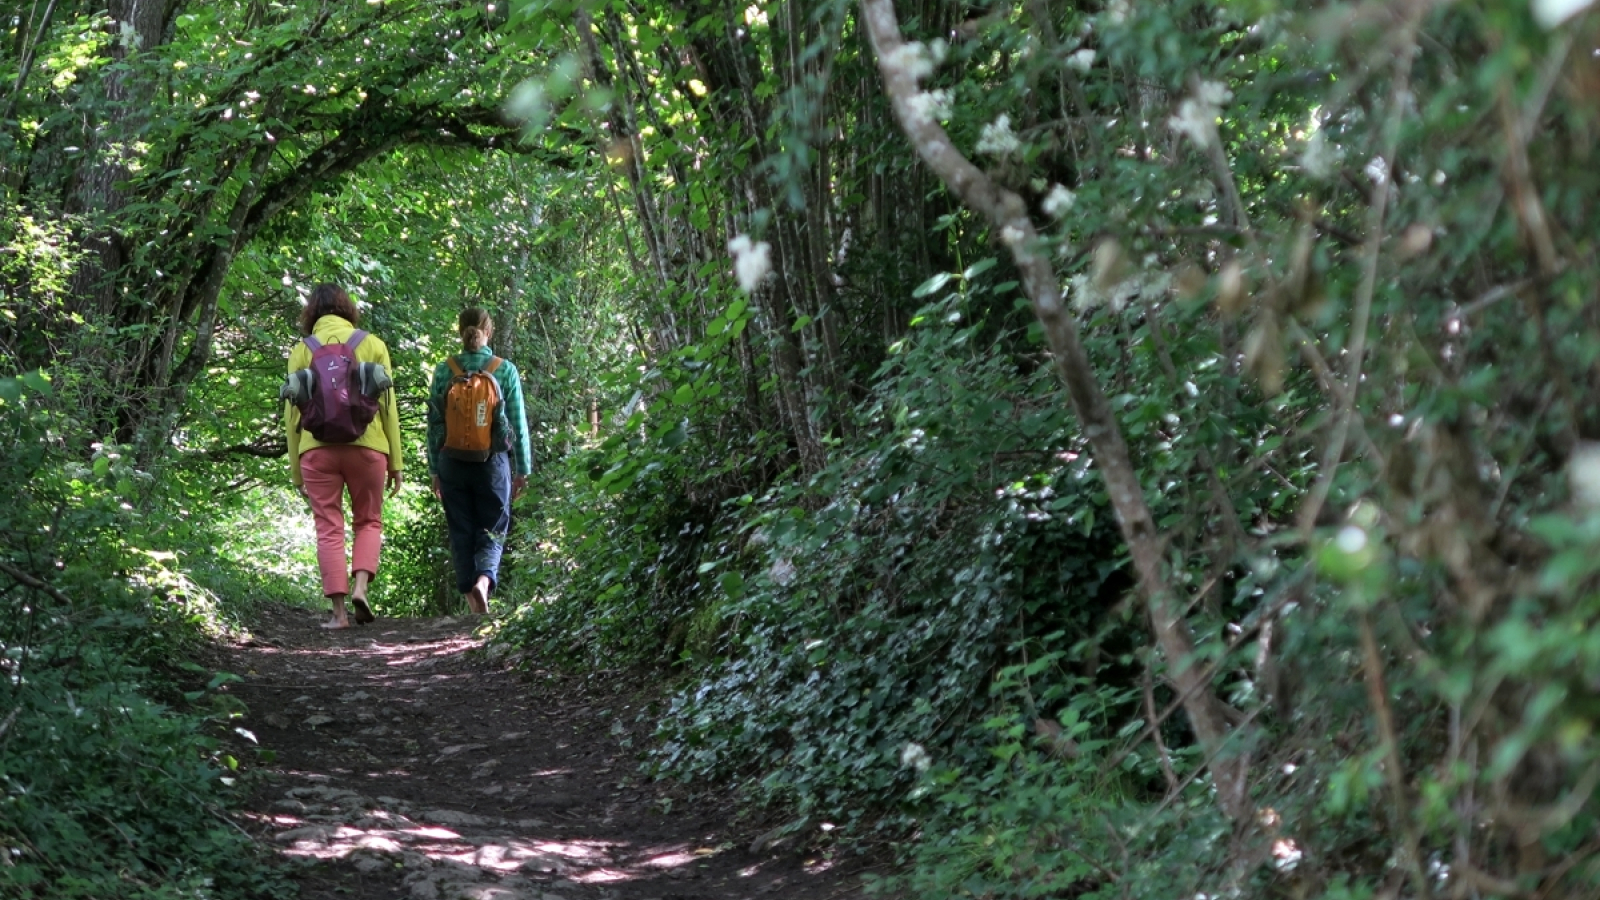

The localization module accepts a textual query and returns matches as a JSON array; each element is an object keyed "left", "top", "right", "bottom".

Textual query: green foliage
[
  {"left": 496, "top": 0, "right": 1600, "bottom": 895},
  {"left": 495, "top": 289, "right": 768, "bottom": 665},
  {"left": 0, "top": 377, "right": 287, "bottom": 899},
  {"left": 648, "top": 288, "right": 1129, "bottom": 820},
  {"left": 11, "top": 0, "right": 1600, "bottom": 896},
  {"left": 381, "top": 496, "right": 460, "bottom": 616}
]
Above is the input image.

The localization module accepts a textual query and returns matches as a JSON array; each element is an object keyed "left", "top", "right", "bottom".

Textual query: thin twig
[
  {"left": 1137, "top": 706, "right": 1264, "bottom": 831},
  {"left": 1458, "top": 278, "right": 1535, "bottom": 318},
  {"left": 1297, "top": 24, "right": 1418, "bottom": 535},
  {"left": 1358, "top": 610, "right": 1432, "bottom": 900},
  {"left": 1096, "top": 568, "right": 1309, "bottom": 784},
  {"left": 1533, "top": 837, "right": 1600, "bottom": 900},
  {"left": 97, "top": 811, "right": 138, "bottom": 851},
  {"left": 1146, "top": 300, "right": 1249, "bottom": 556},
  {"left": 1515, "top": 32, "right": 1574, "bottom": 147},
  {"left": 1285, "top": 320, "right": 1386, "bottom": 469},
  {"left": 1143, "top": 658, "right": 1179, "bottom": 793},
  {"left": 0, "top": 560, "right": 74, "bottom": 608}
]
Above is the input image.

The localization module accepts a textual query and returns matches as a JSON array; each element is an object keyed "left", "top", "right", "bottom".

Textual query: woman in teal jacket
[{"left": 425, "top": 308, "right": 533, "bottom": 613}]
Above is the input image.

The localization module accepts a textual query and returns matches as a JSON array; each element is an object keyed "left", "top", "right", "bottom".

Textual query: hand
[
  {"left": 387, "top": 469, "right": 403, "bottom": 497},
  {"left": 431, "top": 474, "right": 442, "bottom": 501},
  {"left": 512, "top": 474, "right": 528, "bottom": 501},
  {"left": 296, "top": 484, "right": 311, "bottom": 507}
]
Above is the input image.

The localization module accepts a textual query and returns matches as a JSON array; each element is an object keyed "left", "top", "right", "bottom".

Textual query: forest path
[{"left": 210, "top": 604, "right": 865, "bottom": 900}]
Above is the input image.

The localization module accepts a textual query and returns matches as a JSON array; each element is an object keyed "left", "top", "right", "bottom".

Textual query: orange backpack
[{"left": 442, "top": 356, "right": 506, "bottom": 461}]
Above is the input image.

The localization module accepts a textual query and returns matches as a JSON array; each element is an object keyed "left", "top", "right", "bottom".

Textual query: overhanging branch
[{"left": 198, "top": 436, "right": 287, "bottom": 460}]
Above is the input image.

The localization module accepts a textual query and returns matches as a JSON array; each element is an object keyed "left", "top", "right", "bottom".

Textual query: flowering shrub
[{"left": 504, "top": 0, "right": 1600, "bottom": 896}]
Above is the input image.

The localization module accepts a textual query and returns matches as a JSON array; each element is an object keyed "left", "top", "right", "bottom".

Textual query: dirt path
[{"left": 211, "top": 605, "right": 870, "bottom": 900}]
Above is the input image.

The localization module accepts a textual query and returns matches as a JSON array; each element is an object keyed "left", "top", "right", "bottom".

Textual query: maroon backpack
[{"left": 291, "top": 331, "right": 383, "bottom": 443}]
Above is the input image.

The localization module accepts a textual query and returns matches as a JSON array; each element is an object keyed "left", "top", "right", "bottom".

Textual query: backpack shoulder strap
[
  {"left": 346, "top": 330, "right": 368, "bottom": 351},
  {"left": 447, "top": 357, "right": 466, "bottom": 377},
  {"left": 484, "top": 357, "right": 504, "bottom": 375},
  {"left": 303, "top": 336, "right": 322, "bottom": 351}
]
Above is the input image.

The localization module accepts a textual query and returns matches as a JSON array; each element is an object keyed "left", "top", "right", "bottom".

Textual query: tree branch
[
  {"left": 0, "top": 559, "right": 75, "bottom": 609},
  {"left": 860, "top": 0, "right": 1253, "bottom": 823},
  {"left": 197, "top": 437, "right": 287, "bottom": 460}
]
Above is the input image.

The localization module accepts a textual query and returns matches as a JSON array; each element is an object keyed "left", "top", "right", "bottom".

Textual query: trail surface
[{"left": 211, "top": 605, "right": 867, "bottom": 900}]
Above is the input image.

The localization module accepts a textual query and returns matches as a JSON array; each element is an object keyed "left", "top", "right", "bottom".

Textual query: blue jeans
[{"left": 437, "top": 453, "right": 512, "bottom": 596}]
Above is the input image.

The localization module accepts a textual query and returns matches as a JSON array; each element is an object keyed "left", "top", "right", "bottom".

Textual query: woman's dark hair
[
  {"left": 298, "top": 283, "right": 360, "bottom": 336},
  {"left": 459, "top": 308, "right": 493, "bottom": 352}
]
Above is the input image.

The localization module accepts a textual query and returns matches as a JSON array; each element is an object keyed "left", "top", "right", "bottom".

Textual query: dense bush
[
  {"left": 10, "top": 0, "right": 1600, "bottom": 896},
  {"left": 0, "top": 377, "right": 286, "bottom": 900},
  {"left": 497, "top": 1, "right": 1600, "bottom": 897}
]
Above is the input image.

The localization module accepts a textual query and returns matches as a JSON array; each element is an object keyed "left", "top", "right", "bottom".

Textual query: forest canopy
[{"left": 6, "top": 0, "right": 1600, "bottom": 897}]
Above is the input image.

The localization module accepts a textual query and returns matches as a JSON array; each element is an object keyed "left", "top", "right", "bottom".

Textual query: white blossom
[
  {"left": 899, "top": 742, "right": 932, "bottom": 772},
  {"left": 886, "top": 42, "right": 935, "bottom": 82},
  {"left": 1169, "top": 99, "right": 1214, "bottom": 148},
  {"left": 904, "top": 89, "right": 952, "bottom": 125},
  {"left": 1000, "top": 225, "right": 1027, "bottom": 247},
  {"left": 1066, "top": 48, "right": 1096, "bottom": 72},
  {"left": 1570, "top": 443, "right": 1600, "bottom": 509},
  {"left": 1042, "top": 184, "right": 1077, "bottom": 217},
  {"left": 1364, "top": 156, "right": 1389, "bottom": 185},
  {"left": 1167, "top": 81, "right": 1230, "bottom": 150},
  {"left": 1196, "top": 80, "right": 1232, "bottom": 108},
  {"left": 1104, "top": 0, "right": 1131, "bottom": 24},
  {"left": 976, "top": 114, "right": 1020, "bottom": 156},
  {"left": 505, "top": 81, "right": 547, "bottom": 125},
  {"left": 1299, "top": 130, "right": 1338, "bottom": 180},
  {"left": 1271, "top": 838, "right": 1305, "bottom": 870},
  {"left": 1068, "top": 274, "right": 1100, "bottom": 312},
  {"left": 1532, "top": 0, "right": 1595, "bottom": 29},
  {"left": 729, "top": 234, "right": 772, "bottom": 293},
  {"left": 1069, "top": 269, "right": 1171, "bottom": 314}
]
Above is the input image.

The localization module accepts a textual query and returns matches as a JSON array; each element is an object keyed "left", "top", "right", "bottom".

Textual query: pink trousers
[{"left": 301, "top": 446, "right": 387, "bottom": 597}]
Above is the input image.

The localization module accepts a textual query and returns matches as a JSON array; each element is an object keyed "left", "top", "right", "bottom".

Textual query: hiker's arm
[
  {"left": 285, "top": 344, "right": 309, "bottom": 488},
  {"left": 285, "top": 400, "right": 304, "bottom": 488},
  {"left": 505, "top": 363, "right": 534, "bottom": 477},
  {"left": 376, "top": 345, "right": 404, "bottom": 476},
  {"left": 424, "top": 362, "right": 449, "bottom": 476}
]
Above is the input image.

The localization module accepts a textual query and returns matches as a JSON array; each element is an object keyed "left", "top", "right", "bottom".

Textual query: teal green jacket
[{"left": 425, "top": 347, "right": 534, "bottom": 476}]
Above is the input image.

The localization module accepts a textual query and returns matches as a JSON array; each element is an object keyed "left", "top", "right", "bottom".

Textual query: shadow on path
[{"left": 214, "top": 605, "right": 868, "bottom": 900}]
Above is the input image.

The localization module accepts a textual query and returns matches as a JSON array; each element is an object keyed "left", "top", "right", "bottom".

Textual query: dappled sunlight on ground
[
  {"left": 255, "top": 777, "right": 732, "bottom": 890},
  {"left": 219, "top": 605, "right": 862, "bottom": 900}
]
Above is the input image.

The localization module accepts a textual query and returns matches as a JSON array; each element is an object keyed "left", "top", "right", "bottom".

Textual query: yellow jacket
[{"left": 284, "top": 315, "right": 404, "bottom": 487}]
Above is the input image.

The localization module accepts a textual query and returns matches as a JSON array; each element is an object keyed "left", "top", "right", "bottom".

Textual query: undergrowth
[
  {"left": 496, "top": 282, "right": 1185, "bottom": 878},
  {"left": 0, "top": 374, "right": 289, "bottom": 900}
]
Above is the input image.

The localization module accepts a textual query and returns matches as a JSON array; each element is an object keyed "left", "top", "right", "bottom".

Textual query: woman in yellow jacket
[{"left": 284, "top": 284, "right": 404, "bottom": 629}]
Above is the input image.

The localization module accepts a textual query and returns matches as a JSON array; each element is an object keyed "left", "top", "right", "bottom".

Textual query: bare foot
[
  {"left": 320, "top": 617, "right": 351, "bottom": 630},
  {"left": 350, "top": 596, "right": 376, "bottom": 624},
  {"left": 467, "top": 582, "right": 489, "bottom": 615}
]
